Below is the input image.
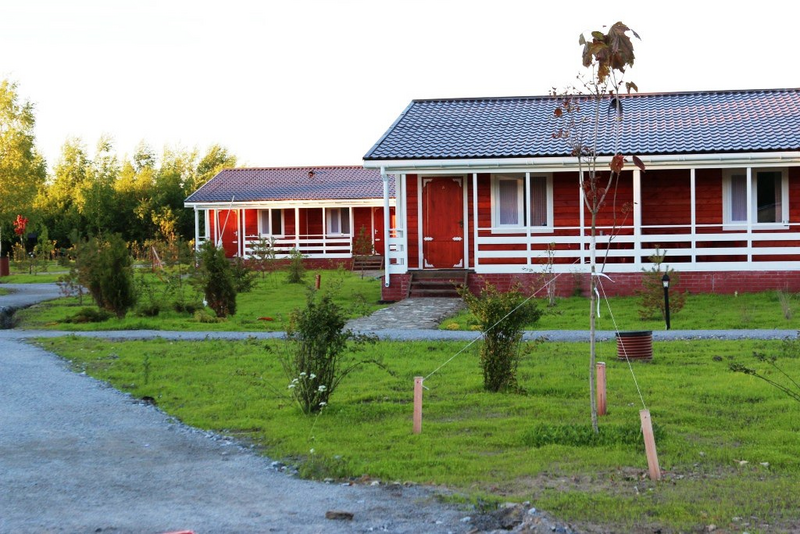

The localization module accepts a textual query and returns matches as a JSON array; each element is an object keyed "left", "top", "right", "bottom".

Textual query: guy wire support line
[
  {"left": 423, "top": 259, "right": 582, "bottom": 385},
  {"left": 596, "top": 275, "right": 648, "bottom": 411}
]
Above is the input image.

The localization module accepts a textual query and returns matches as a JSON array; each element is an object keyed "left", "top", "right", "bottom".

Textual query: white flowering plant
[{"left": 280, "top": 289, "right": 378, "bottom": 414}]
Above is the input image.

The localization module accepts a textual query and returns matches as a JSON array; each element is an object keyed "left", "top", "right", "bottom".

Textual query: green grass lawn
[
  {"left": 15, "top": 269, "right": 385, "bottom": 331},
  {"left": 39, "top": 335, "right": 800, "bottom": 533},
  {"left": 442, "top": 291, "right": 800, "bottom": 331}
]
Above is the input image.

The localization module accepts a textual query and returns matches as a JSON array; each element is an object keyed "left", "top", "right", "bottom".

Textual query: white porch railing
[
  {"left": 384, "top": 223, "right": 800, "bottom": 274},
  {"left": 196, "top": 234, "right": 354, "bottom": 259}
]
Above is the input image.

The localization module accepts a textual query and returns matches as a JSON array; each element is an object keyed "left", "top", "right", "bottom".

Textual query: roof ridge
[
  {"left": 227, "top": 165, "right": 369, "bottom": 172},
  {"left": 411, "top": 87, "right": 800, "bottom": 103}
]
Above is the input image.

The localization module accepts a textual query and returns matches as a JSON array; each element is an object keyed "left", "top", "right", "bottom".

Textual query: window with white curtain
[
  {"left": 492, "top": 173, "right": 553, "bottom": 231},
  {"left": 326, "top": 208, "right": 351, "bottom": 235},
  {"left": 723, "top": 169, "right": 788, "bottom": 227}
]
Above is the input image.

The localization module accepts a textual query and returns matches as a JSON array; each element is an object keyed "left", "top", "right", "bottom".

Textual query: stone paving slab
[{"left": 346, "top": 297, "right": 465, "bottom": 332}]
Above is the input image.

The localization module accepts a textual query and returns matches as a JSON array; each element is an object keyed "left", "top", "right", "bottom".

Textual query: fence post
[
  {"left": 640, "top": 409, "right": 661, "bottom": 481},
  {"left": 315, "top": 274, "right": 321, "bottom": 290},
  {"left": 413, "top": 376, "right": 423, "bottom": 434}
]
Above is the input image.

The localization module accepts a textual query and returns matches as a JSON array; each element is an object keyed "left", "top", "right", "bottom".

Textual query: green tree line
[{"left": 0, "top": 79, "right": 237, "bottom": 253}]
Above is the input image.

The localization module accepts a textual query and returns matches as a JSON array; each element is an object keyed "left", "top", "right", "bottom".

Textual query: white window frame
[
  {"left": 326, "top": 207, "right": 351, "bottom": 236},
  {"left": 490, "top": 173, "right": 553, "bottom": 233},
  {"left": 723, "top": 168, "right": 789, "bottom": 230},
  {"left": 259, "top": 208, "right": 284, "bottom": 237}
]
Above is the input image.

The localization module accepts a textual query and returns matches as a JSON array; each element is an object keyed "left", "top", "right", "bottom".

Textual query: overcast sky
[{"left": 1, "top": 0, "right": 795, "bottom": 171}]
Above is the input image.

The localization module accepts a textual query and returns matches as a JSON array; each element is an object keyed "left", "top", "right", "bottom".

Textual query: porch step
[
  {"left": 352, "top": 255, "right": 384, "bottom": 271},
  {"left": 407, "top": 270, "right": 469, "bottom": 298}
]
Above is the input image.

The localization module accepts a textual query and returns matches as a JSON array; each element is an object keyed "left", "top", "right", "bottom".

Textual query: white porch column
[
  {"left": 633, "top": 169, "right": 642, "bottom": 268},
  {"left": 239, "top": 209, "right": 245, "bottom": 257},
  {"left": 349, "top": 206, "right": 355, "bottom": 255},
  {"left": 525, "top": 172, "right": 532, "bottom": 266},
  {"left": 690, "top": 169, "right": 697, "bottom": 264},
  {"left": 214, "top": 210, "right": 220, "bottom": 247},
  {"left": 295, "top": 207, "right": 301, "bottom": 251},
  {"left": 472, "top": 172, "right": 479, "bottom": 270},
  {"left": 746, "top": 167, "right": 753, "bottom": 262},
  {"left": 579, "top": 172, "right": 586, "bottom": 266},
  {"left": 398, "top": 173, "right": 409, "bottom": 270},
  {"left": 382, "top": 168, "right": 391, "bottom": 287},
  {"left": 322, "top": 207, "right": 327, "bottom": 255},
  {"left": 194, "top": 208, "right": 200, "bottom": 251}
]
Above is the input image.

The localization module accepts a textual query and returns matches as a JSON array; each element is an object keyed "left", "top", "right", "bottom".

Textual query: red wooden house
[
  {"left": 184, "top": 166, "right": 394, "bottom": 266},
  {"left": 363, "top": 89, "right": 800, "bottom": 301}
]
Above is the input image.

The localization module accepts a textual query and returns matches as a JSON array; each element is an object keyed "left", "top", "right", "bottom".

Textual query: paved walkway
[{"left": 346, "top": 297, "right": 465, "bottom": 331}]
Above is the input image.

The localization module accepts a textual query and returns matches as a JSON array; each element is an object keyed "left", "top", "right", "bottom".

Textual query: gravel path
[
  {"left": 0, "top": 337, "right": 475, "bottom": 533},
  {"left": 0, "top": 284, "right": 577, "bottom": 533}
]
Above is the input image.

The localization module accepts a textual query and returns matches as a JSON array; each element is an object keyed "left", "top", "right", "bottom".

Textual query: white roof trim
[{"left": 364, "top": 151, "right": 800, "bottom": 174}]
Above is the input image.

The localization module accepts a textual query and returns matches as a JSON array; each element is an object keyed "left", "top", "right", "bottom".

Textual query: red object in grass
[
  {"left": 13, "top": 214, "right": 28, "bottom": 236},
  {"left": 258, "top": 317, "right": 274, "bottom": 321}
]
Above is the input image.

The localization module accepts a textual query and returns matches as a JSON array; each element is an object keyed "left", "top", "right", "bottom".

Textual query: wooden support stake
[
  {"left": 315, "top": 274, "right": 321, "bottom": 290},
  {"left": 640, "top": 409, "right": 661, "bottom": 481},
  {"left": 413, "top": 376, "right": 423, "bottom": 434},
  {"left": 596, "top": 362, "right": 607, "bottom": 416}
]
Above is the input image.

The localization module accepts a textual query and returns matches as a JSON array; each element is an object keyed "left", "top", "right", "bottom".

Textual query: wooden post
[
  {"left": 315, "top": 274, "right": 321, "bottom": 290},
  {"left": 596, "top": 362, "right": 606, "bottom": 416},
  {"left": 640, "top": 409, "right": 661, "bottom": 481},
  {"left": 413, "top": 376, "right": 423, "bottom": 434}
]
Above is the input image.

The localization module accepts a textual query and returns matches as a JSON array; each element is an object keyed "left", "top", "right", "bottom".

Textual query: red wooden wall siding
[
  {"left": 208, "top": 210, "right": 216, "bottom": 243},
  {"left": 641, "top": 169, "right": 691, "bottom": 229},
  {"left": 244, "top": 209, "right": 258, "bottom": 236},
  {"left": 694, "top": 169, "right": 723, "bottom": 228}
]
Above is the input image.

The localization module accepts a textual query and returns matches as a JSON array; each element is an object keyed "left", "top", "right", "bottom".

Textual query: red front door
[
  {"left": 422, "top": 177, "right": 464, "bottom": 268},
  {"left": 217, "top": 209, "right": 239, "bottom": 257}
]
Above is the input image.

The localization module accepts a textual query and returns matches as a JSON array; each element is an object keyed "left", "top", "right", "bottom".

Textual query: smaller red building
[{"left": 184, "top": 166, "right": 395, "bottom": 266}]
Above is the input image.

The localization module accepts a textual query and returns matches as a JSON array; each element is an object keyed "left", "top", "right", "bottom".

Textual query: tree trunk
[{"left": 589, "top": 212, "right": 599, "bottom": 434}]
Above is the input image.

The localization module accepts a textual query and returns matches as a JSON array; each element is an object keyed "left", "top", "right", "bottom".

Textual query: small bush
[
  {"left": 637, "top": 248, "right": 686, "bottom": 321},
  {"left": 460, "top": 282, "right": 542, "bottom": 392},
  {"left": 231, "top": 257, "right": 258, "bottom": 293},
  {"left": 281, "top": 290, "right": 377, "bottom": 414},
  {"left": 193, "top": 309, "right": 224, "bottom": 323},
  {"left": 196, "top": 242, "right": 237, "bottom": 317},
  {"left": 76, "top": 233, "right": 137, "bottom": 319},
  {"left": 65, "top": 307, "right": 113, "bottom": 324},
  {"left": 286, "top": 248, "right": 306, "bottom": 284}
]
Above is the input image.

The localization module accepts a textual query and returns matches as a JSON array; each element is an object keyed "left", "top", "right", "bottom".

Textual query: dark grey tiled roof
[
  {"left": 364, "top": 89, "right": 800, "bottom": 160},
  {"left": 185, "top": 166, "right": 392, "bottom": 204}
]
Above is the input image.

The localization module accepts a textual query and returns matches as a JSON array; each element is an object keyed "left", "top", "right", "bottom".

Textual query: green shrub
[
  {"left": 637, "top": 248, "right": 686, "bottom": 321},
  {"left": 197, "top": 242, "right": 237, "bottom": 317},
  {"left": 65, "top": 307, "right": 113, "bottom": 324},
  {"left": 281, "top": 290, "right": 376, "bottom": 414},
  {"left": 286, "top": 248, "right": 306, "bottom": 284},
  {"left": 76, "top": 233, "right": 137, "bottom": 319},
  {"left": 231, "top": 257, "right": 257, "bottom": 293},
  {"left": 460, "top": 282, "right": 542, "bottom": 392}
]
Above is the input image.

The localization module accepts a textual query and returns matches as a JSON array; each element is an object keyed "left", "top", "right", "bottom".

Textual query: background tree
[
  {"left": 553, "top": 22, "right": 643, "bottom": 432},
  {"left": 0, "top": 80, "right": 47, "bottom": 254}
]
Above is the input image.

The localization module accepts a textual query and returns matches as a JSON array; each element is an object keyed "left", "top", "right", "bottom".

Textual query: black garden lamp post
[{"left": 662, "top": 273, "right": 671, "bottom": 330}]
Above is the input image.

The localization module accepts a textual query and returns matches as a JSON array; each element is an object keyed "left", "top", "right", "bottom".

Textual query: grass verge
[
  {"left": 38, "top": 335, "right": 800, "bottom": 533},
  {"left": 441, "top": 291, "right": 800, "bottom": 331},
  {"left": 15, "top": 269, "right": 385, "bottom": 331}
]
